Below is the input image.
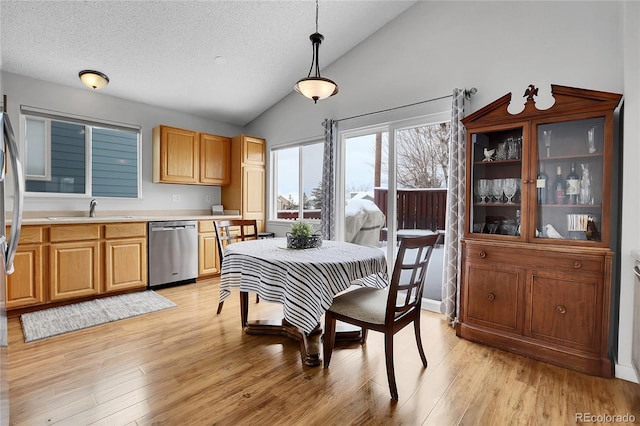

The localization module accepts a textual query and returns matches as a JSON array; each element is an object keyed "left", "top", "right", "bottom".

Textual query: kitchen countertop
[{"left": 9, "top": 210, "right": 242, "bottom": 226}]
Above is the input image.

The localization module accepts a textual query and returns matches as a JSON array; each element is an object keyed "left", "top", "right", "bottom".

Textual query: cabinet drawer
[
  {"left": 464, "top": 243, "right": 604, "bottom": 275},
  {"left": 105, "top": 222, "right": 146, "bottom": 239},
  {"left": 50, "top": 224, "right": 101, "bottom": 242},
  {"left": 8, "top": 226, "right": 44, "bottom": 244},
  {"left": 199, "top": 221, "right": 216, "bottom": 233}
]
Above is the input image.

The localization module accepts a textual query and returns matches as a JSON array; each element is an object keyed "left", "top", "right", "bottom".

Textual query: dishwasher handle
[{"left": 150, "top": 223, "right": 196, "bottom": 231}]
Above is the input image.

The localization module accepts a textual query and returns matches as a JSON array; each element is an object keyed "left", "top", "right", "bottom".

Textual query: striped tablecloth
[{"left": 219, "top": 238, "right": 388, "bottom": 334}]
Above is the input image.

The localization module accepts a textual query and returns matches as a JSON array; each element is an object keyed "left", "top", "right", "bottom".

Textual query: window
[
  {"left": 271, "top": 141, "right": 323, "bottom": 221},
  {"left": 22, "top": 113, "right": 141, "bottom": 198}
]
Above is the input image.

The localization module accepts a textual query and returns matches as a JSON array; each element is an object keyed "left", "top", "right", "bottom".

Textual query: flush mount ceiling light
[
  {"left": 79, "top": 70, "right": 109, "bottom": 90},
  {"left": 294, "top": 0, "right": 338, "bottom": 103}
]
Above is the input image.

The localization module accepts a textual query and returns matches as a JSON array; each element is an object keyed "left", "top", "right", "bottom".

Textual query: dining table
[{"left": 219, "top": 238, "right": 388, "bottom": 366}]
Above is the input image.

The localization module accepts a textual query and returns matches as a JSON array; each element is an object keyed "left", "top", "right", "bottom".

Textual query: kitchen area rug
[{"left": 20, "top": 291, "right": 177, "bottom": 342}]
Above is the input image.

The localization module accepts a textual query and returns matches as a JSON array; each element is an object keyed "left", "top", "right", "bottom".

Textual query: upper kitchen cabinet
[
  {"left": 200, "top": 133, "right": 231, "bottom": 185},
  {"left": 153, "top": 125, "right": 231, "bottom": 186},
  {"left": 221, "top": 135, "right": 266, "bottom": 231},
  {"left": 457, "top": 84, "right": 623, "bottom": 377}
]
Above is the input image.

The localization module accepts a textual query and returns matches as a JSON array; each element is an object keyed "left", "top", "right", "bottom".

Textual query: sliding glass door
[{"left": 338, "top": 115, "right": 450, "bottom": 310}]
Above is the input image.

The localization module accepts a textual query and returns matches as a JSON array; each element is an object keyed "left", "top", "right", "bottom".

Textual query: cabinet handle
[
  {"left": 478, "top": 250, "right": 487, "bottom": 258},
  {"left": 571, "top": 261, "right": 582, "bottom": 269},
  {"left": 556, "top": 305, "right": 567, "bottom": 314},
  {"left": 487, "top": 293, "right": 495, "bottom": 301}
]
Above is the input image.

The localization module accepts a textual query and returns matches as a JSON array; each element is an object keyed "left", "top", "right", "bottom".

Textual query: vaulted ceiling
[{"left": 0, "top": 1, "right": 416, "bottom": 126}]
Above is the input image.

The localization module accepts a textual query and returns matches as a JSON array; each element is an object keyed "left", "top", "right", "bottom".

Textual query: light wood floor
[{"left": 6, "top": 278, "right": 640, "bottom": 425}]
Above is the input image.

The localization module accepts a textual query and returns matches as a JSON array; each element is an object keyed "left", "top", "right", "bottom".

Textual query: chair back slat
[
  {"left": 213, "top": 219, "right": 258, "bottom": 261},
  {"left": 386, "top": 234, "right": 439, "bottom": 322}
]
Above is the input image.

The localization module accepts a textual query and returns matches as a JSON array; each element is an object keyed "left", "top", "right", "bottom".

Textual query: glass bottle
[
  {"left": 536, "top": 165, "right": 548, "bottom": 204},
  {"left": 565, "top": 162, "right": 580, "bottom": 205},
  {"left": 554, "top": 166, "right": 565, "bottom": 204},
  {"left": 579, "top": 163, "right": 593, "bottom": 205}
]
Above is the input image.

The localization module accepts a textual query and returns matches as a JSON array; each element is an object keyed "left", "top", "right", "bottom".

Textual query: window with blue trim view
[{"left": 23, "top": 115, "right": 140, "bottom": 198}]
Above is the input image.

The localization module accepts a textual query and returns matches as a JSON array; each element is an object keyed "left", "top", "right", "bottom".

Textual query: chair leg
[
  {"left": 413, "top": 317, "right": 428, "bottom": 367},
  {"left": 240, "top": 291, "right": 249, "bottom": 329},
  {"left": 360, "top": 327, "right": 368, "bottom": 345},
  {"left": 323, "top": 313, "right": 337, "bottom": 368},
  {"left": 216, "top": 301, "right": 224, "bottom": 315},
  {"left": 385, "top": 332, "right": 398, "bottom": 400}
]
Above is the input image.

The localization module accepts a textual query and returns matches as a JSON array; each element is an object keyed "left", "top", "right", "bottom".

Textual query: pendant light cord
[{"left": 315, "top": 0, "right": 319, "bottom": 33}]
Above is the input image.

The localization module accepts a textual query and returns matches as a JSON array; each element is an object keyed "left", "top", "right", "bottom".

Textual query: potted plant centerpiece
[{"left": 287, "top": 220, "right": 322, "bottom": 249}]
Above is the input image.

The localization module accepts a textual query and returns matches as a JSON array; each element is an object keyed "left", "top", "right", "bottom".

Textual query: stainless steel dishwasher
[{"left": 148, "top": 220, "right": 198, "bottom": 288}]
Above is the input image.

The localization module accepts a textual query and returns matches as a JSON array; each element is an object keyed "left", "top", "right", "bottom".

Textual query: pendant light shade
[
  {"left": 79, "top": 70, "right": 109, "bottom": 90},
  {"left": 294, "top": 2, "right": 338, "bottom": 103}
]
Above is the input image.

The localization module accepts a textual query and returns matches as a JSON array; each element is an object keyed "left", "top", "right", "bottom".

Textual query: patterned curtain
[
  {"left": 442, "top": 89, "right": 467, "bottom": 324},
  {"left": 321, "top": 119, "right": 336, "bottom": 240}
]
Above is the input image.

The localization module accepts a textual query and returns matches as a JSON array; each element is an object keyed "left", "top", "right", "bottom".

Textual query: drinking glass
[
  {"left": 503, "top": 178, "right": 517, "bottom": 204},
  {"left": 491, "top": 179, "right": 503, "bottom": 203},
  {"left": 496, "top": 141, "right": 508, "bottom": 161},
  {"left": 477, "top": 179, "right": 490, "bottom": 204},
  {"left": 542, "top": 130, "right": 552, "bottom": 157}
]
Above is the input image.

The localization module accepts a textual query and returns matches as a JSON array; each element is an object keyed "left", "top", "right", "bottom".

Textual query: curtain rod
[{"left": 335, "top": 88, "right": 477, "bottom": 123}]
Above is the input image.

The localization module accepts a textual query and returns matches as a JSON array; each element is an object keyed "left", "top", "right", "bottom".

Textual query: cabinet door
[
  {"left": 200, "top": 133, "right": 231, "bottom": 185},
  {"left": 243, "top": 136, "right": 265, "bottom": 166},
  {"left": 242, "top": 165, "right": 265, "bottom": 231},
  {"left": 467, "top": 123, "right": 527, "bottom": 240},
  {"left": 198, "top": 233, "right": 220, "bottom": 276},
  {"left": 525, "top": 270, "right": 602, "bottom": 352},
  {"left": 462, "top": 260, "right": 525, "bottom": 334},
  {"left": 533, "top": 116, "right": 610, "bottom": 246},
  {"left": 104, "top": 238, "right": 147, "bottom": 292},
  {"left": 50, "top": 241, "right": 101, "bottom": 301},
  {"left": 7, "top": 245, "right": 45, "bottom": 309},
  {"left": 158, "top": 126, "right": 199, "bottom": 184}
]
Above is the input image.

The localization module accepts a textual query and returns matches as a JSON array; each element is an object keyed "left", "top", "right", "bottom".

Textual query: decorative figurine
[{"left": 483, "top": 147, "right": 495, "bottom": 162}]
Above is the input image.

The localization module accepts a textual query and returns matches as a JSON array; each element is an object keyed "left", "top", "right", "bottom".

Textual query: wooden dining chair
[
  {"left": 214, "top": 219, "right": 259, "bottom": 315},
  {"left": 323, "top": 233, "right": 439, "bottom": 400}
]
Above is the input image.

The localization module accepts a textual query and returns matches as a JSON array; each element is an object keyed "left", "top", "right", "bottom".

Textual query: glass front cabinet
[{"left": 456, "top": 84, "right": 622, "bottom": 377}]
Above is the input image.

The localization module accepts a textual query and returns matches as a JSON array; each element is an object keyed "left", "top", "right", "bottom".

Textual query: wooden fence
[{"left": 374, "top": 188, "right": 447, "bottom": 232}]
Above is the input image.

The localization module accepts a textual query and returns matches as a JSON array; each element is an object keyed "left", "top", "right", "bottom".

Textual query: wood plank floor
[{"left": 6, "top": 278, "right": 640, "bottom": 425}]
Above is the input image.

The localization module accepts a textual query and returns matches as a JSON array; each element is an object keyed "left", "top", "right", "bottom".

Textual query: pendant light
[
  {"left": 79, "top": 70, "right": 109, "bottom": 90},
  {"left": 294, "top": 0, "right": 338, "bottom": 103}
]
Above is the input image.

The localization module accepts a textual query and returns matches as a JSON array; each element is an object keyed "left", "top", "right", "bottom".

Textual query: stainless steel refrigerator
[{"left": 0, "top": 110, "right": 25, "bottom": 426}]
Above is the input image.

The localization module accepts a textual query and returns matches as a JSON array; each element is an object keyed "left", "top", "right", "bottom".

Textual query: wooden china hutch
[{"left": 456, "top": 84, "right": 622, "bottom": 377}]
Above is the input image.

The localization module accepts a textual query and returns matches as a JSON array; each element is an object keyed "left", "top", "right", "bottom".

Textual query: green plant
[{"left": 289, "top": 220, "right": 314, "bottom": 238}]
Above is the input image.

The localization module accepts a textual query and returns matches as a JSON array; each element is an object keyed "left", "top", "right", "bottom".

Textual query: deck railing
[{"left": 374, "top": 187, "right": 447, "bottom": 232}]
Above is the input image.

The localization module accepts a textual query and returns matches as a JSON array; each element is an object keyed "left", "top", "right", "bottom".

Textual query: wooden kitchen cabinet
[
  {"left": 456, "top": 84, "right": 622, "bottom": 377},
  {"left": 200, "top": 133, "right": 231, "bottom": 185},
  {"left": 104, "top": 223, "right": 147, "bottom": 292},
  {"left": 198, "top": 220, "right": 220, "bottom": 277},
  {"left": 6, "top": 226, "right": 46, "bottom": 309},
  {"left": 221, "top": 135, "right": 266, "bottom": 231},
  {"left": 50, "top": 240, "right": 101, "bottom": 301},
  {"left": 153, "top": 125, "right": 199, "bottom": 184},
  {"left": 153, "top": 125, "right": 232, "bottom": 186}
]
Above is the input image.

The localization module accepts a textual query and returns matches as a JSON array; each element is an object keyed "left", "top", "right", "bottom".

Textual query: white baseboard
[
  {"left": 615, "top": 363, "right": 639, "bottom": 383},
  {"left": 422, "top": 298, "right": 441, "bottom": 313}
]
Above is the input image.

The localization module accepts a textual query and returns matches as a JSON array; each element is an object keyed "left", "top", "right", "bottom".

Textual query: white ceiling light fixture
[
  {"left": 294, "top": 0, "right": 338, "bottom": 103},
  {"left": 79, "top": 70, "right": 109, "bottom": 90}
]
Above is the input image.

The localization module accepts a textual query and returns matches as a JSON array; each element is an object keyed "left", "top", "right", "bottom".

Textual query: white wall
[
  {"left": 0, "top": 71, "right": 243, "bottom": 213},
  {"left": 246, "top": 1, "right": 640, "bottom": 381}
]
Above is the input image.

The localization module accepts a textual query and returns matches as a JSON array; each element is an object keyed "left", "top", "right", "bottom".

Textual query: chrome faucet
[{"left": 89, "top": 199, "right": 97, "bottom": 217}]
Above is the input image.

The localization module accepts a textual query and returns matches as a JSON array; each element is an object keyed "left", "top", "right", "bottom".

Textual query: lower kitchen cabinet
[
  {"left": 6, "top": 226, "right": 46, "bottom": 309},
  {"left": 7, "top": 222, "right": 148, "bottom": 311},
  {"left": 104, "top": 223, "right": 147, "bottom": 292},
  {"left": 457, "top": 240, "right": 612, "bottom": 377},
  {"left": 49, "top": 240, "right": 101, "bottom": 301},
  {"left": 198, "top": 220, "right": 220, "bottom": 277}
]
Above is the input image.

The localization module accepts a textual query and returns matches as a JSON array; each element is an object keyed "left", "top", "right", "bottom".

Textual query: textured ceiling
[{"left": 0, "top": 0, "right": 416, "bottom": 126}]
